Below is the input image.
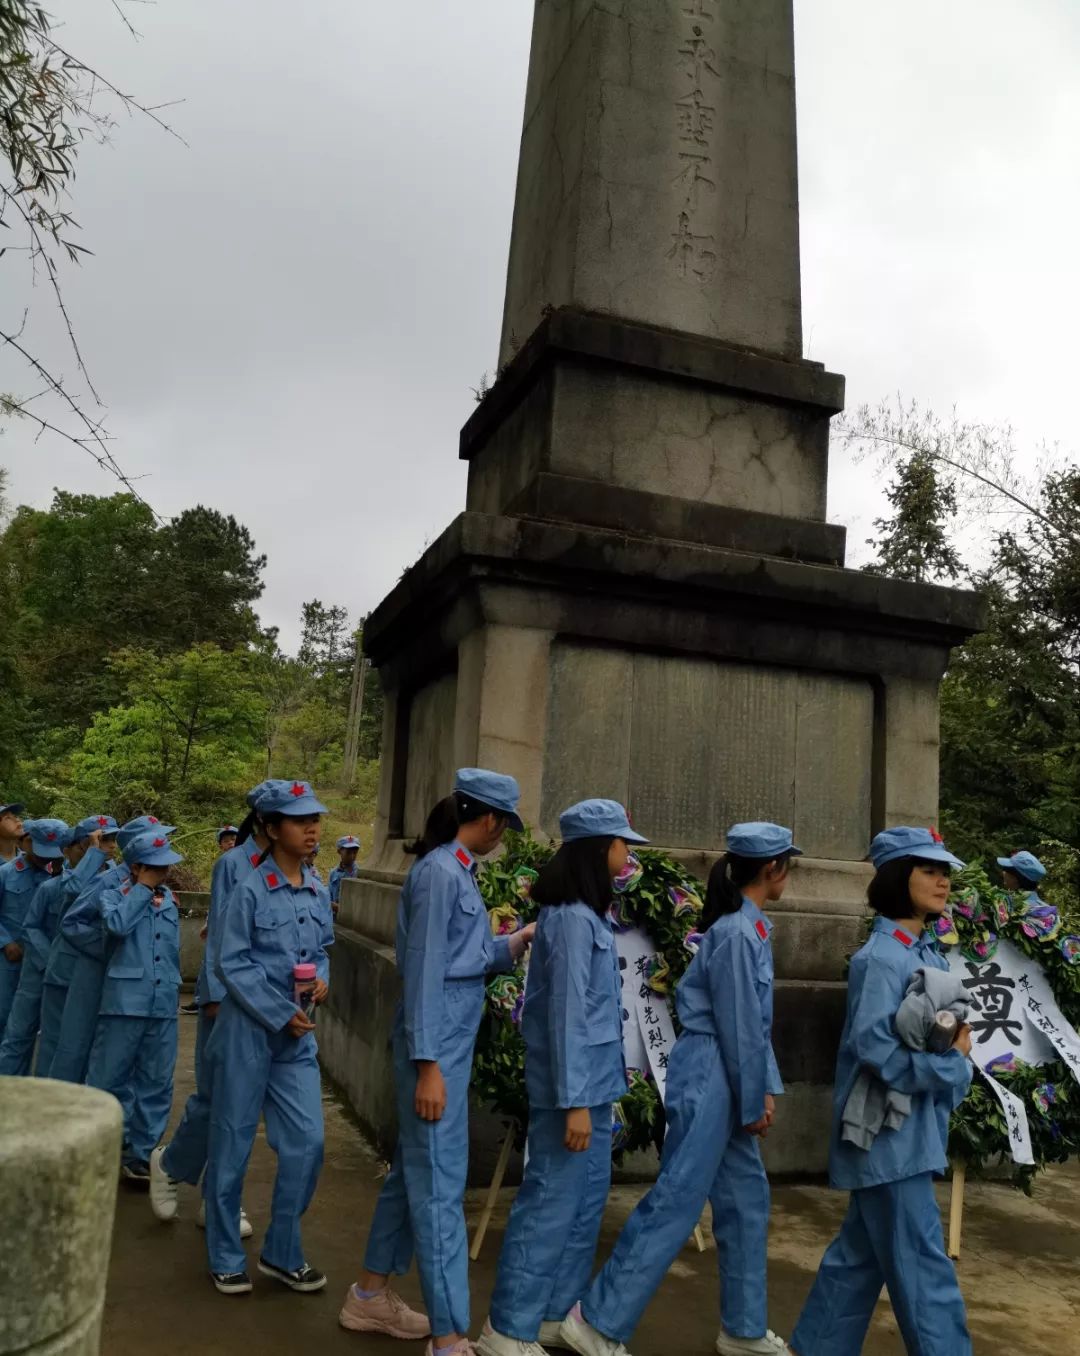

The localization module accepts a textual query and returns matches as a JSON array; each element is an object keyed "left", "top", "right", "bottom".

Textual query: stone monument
[{"left": 326, "top": 0, "right": 983, "bottom": 1173}]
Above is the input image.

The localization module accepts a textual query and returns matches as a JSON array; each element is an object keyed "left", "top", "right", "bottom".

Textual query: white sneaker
[
  {"left": 539, "top": 1322, "right": 570, "bottom": 1349},
  {"left": 475, "top": 1320, "right": 549, "bottom": 1356},
  {"left": 559, "top": 1305, "right": 632, "bottom": 1356},
  {"left": 149, "top": 1146, "right": 179, "bottom": 1222},
  {"left": 715, "top": 1331, "right": 791, "bottom": 1356},
  {"left": 197, "top": 1198, "right": 254, "bottom": 1239}
]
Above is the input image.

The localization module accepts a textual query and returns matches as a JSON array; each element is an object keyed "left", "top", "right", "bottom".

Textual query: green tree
[
  {"left": 66, "top": 643, "right": 266, "bottom": 824},
  {"left": 864, "top": 450, "right": 962, "bottom": 584}
]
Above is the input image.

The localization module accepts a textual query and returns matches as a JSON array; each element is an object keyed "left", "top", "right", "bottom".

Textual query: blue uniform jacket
[
  {"left": 522, "top": 902, "right": 627, "bottom": 1110},
  {"left": 99, "top": 881, "right": 182, "bottom": 1018},
  {"left": 829, "top": 917, "right": 973, "bottom": 1190},
  {"left": 676, "top": 897, "right": 784, "bottom": 1128},
  {"left": 396, "top": 841, "right": 515, "bottom": 1063},
  {"left": 213, "top": 858, "right": 334, "bottom": 1033},
  {"left": 0, "top": 856, "right": 54, "bottom": 949},
  {"left": 197, "top": 842, "right": 263, "bottom": 1005},
  {"left": 60, "top": 851, "right": 128, "bottom": 960},
  {"left": 328, "top": 863, "right": 358, "bottom": 905},
  {"left": 44, "top": 848, "right": 115, "bottom": 983},
  {"left": 22, "top": 868, "right": 72, "bottom": 966}
]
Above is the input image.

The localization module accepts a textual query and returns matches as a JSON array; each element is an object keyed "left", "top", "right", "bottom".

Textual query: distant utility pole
[{"left": 342, "top": 638, "right": 369, "bottom": 788}]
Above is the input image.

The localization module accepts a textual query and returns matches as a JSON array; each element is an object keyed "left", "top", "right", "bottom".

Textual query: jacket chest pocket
[
  {"left": 254, "top": 903, "right": 294, "bottom": 955},
  {"left": 585, "top": 929, "right": 622, "bottom": 1043}
]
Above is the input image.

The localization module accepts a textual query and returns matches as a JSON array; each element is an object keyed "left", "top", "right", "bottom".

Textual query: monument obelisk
[{"left": 326, "top": 0, "right": 983, "bottom": 1171}]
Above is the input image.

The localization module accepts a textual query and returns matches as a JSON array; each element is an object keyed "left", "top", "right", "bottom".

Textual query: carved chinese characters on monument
[{"left": 668, "top": 3, "right": 719, "bottom": 283}]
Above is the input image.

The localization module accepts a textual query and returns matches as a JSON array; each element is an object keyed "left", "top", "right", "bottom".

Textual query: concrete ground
[{"left": 102, "top": 1019, "right": 1080, "bottom": 1355}]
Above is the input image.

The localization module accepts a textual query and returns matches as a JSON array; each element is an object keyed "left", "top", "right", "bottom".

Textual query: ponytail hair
[
  {"left": 235, "top": 809, "right": 259, "bottom": 846},
  {"left": 406, "top": 791, "right": 506, "bottom": 859},
  {"left": 701, "top": 851, "right": 792, "bottom": 932}
]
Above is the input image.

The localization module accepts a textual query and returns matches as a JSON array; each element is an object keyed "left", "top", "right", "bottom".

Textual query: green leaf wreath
[
  {"left": 937, "top": 862, "right": 1080, "bottom": 1189},
  {"left": 472, "top": 829, "right": 705, "bottom": 1156}
]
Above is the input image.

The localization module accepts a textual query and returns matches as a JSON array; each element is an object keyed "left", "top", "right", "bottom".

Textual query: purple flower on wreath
[
  {"left": 510, "top": 991, "right": 525, "bottom": 1027},
  {"left": 487, "top": 973, "right": 521, "bottom": 1019},
  {"left": 1032, "top": 1084, "right": 1057, "bottom": 1116},
  {"left": 985, "top": 1052, "right": 1019, "bottom": 1077},
  {"left": 513, "top": 867, "right": 538, "bottom": 902},
  {"left": 1060, "top": 935, "right": 1080, "bottom": 965},
  {"left": 951, "top": 887, "right": 987, "bottom": 924},
  {"left": 684, "top": 930, "right": 704, "bottom": 957},
  {"left": 669, "top": 885, "right": 701, "bottom": 918},
  {"left": 611, "top": 1103, "right": 629, "bottom": 1153},
  {"left": 1020, "top": 904, "right": 1061, "bottom": 943},
  {"left": 961, "top": 931, "right": 999, "bottom": 963},
  {"left": 992, "top": 895, "right": 1012, "bottom": 929},
  {"left": 933, "top": 911, "right": 960, "bottom": 948},
  {"left": 613, "top": 853, "right": 644, "bottom": 897}
]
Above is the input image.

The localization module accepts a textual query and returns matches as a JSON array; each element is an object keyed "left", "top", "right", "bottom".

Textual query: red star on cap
[
  {"left": 930, "top": 827, "right": 944, "bottom": 843},
  {"left": 290, "top": 782, "right": 306, "bottom": 798},
  {"left": 148, "top": 816, "right": 159, "bottom": 824},
  {"left": 46, "top": 831, "right": 57, "bottom": 841},
  {"left": 97, "top": 816, "right": 108, "bottom": 827},
  {"left": 153, "top": 837, "right": 166, "bottom": 848}
]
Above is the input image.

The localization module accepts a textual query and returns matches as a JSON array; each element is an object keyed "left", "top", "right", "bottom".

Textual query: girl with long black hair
[
  {"left": 561, "top": 822, "right": 799, "bottom": 1356},
  {"left": 341, "top": 769, "right": 535, "bottom": 1356},
  {"left": 477, "top": 799, "right": 648, "bottom": 1356}
]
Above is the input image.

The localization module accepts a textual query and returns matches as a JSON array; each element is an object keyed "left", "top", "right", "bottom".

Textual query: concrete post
[{"left": 0, "top": 1079, "right": 121, "bottom": 1356}]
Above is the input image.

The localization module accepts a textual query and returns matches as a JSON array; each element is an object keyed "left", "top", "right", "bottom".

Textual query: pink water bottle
[{"left": 293, "top": 963, "right": 317, "bottom": 1015}]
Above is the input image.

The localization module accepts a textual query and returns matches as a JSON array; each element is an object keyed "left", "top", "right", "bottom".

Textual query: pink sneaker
[
  {"left": 424, "top": 1343, "right": 475, "bottom": 1355},
  {"left": 338, "top": 1284, "right": 432, "bottom": 1339}
]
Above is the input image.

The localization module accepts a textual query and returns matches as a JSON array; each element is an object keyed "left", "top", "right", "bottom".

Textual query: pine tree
[{"left": 865, "top": 451, "right": 962, "bottom": 584}]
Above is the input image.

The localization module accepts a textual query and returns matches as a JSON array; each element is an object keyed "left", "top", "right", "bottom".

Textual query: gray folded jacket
[{"left": 841, "top": 967, "right": 971, "bottom": 1151}]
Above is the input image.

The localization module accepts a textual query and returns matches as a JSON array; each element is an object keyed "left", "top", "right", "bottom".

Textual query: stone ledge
[
  {"left": 509, "top": 473, "right": 847, "bottom": 567},
  {"left": 365, "top": 510, "right": 985, "bottom": 665},
  {"left": 460, "top": 308, "right": 846, "bottom": 463}
]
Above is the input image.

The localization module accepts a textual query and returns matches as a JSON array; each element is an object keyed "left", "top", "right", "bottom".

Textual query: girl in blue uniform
[
  {"left": 0, "top": 819, "right": 68, "bottom": 1039},
  {"left": 341, "top": 768, "right": 535, "bottom": 1356},
  {"left": 562, "top": 821, "right": 799, "bottom": 1356},
  {"left": 477, "top": 799, "right": 646, "bottom": 1356},
  {"left": 150, "top": 783, "right": 285, "bottom": 1231},
  {"left": 204, "top": 779, "right": 335, "bottom": 1296},
  {"left": 790, "top": 827, "right": 973, "bottom": 1356},
  {"left": 86, "top": 829, "right": 185, "bottom": 1177},
  {"left": 0, "top": 817, "right": 116, "bottom": 1074}
]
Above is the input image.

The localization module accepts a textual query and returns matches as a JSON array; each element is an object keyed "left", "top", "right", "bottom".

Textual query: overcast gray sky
[{"left": 2, "top": 0, "right": 1077, "bottom": 648}]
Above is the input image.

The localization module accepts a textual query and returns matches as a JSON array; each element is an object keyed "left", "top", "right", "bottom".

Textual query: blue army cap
[
  {"left": 117, "top": 815, "right": 177, "bottom": 852},
  {"left": 336, "top": 835, "right": 361, "bottom": 850},
  {"left": 454, "top": 768, "right": 524, "bottom": 831},
  {"left": 727, "top": 822, "right": 803, "bottom": 860},
  {"left": 217, "top": 824, "right": 240, "bottom": 843},
  {"left": 246, "top": 778, "right": 292, "bottom": 810},
  {"left": 0, "top": 802, "right": 25, "bottom": 818},
  {"left": 71, "top": 814, "right": 120, "bottom": 843},
  {"left": 256, "top": 779, "right": 328, "bottom": 816},
  {"left": 870, "top": 826, "right": 964, "bottom": 870},
  {"left": 122, "top": 830, "right": 184, "bottom": 868},
  {"left": 996, "top": 850, "right": 1046, "bottom": 884},
  {"left": 560, "top": 799, "right": 649, "bottom": 844},
  {"left": 22, "top": 818, "right": 71, "bottom": 859}
]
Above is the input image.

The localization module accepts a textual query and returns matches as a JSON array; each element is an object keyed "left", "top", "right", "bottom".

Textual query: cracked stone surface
[
  {"left": 500, "top": 0, "right": 803, "bottom": 367},
  {"left": 0, "top": 1079, "right": 121, "bottom": 1355}
]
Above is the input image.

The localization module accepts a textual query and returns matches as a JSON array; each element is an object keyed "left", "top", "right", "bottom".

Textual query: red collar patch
[
  {"left": 250, "top": 851, "right": 261, "bottom": 866},
  {"left": 266, "top": 872, "right": 280, "bottom": 888},
  {"left": 14, "top": 860, "right": 25, "bottom": 871},
  {"left": 754, "top": 918, "right": 769, "bottom": 942},
  {"left": 454, "top": 847, "right": 472, "bottom": 869},
  {"left": 892, "top": 928, "right": 914, "bottom": 948}
]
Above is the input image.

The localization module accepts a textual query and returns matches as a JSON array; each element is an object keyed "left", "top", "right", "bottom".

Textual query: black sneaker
[
  {"left": 257, "top": 1258, "right": 327, "bottom": 1292},
  {"left": 179, "top": 1000, "right": 200, "bottom": 1015},
  {"left": 212, "top": 1271, "right": 254, "bottom": 1295},
  {"left": 121, "top": 1161, "right": 151, "bottom": 1184}
]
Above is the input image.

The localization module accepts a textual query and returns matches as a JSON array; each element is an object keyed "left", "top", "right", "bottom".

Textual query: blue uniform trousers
[
  {"left": 162, "top": 1008, "right": 215, "bottom": 1186},
  {"left": 490, "top": 1104, "right": 614, "bottom": 1341},
  {"left": 583, "top": 1032, "right": 770, "bottom": 1344},
  {"left": 790, "top": 1173, "right": 972, "bottom": 1356},
  {"left": 0, "top": 955, "right": 21, "bottom": 1036},
  {"left": 0, "top": 952, "right": 45, "bottom": 1074},
  {"left": 49, "top": 953, "right": 105, "bottom": 1084},
  {"left": 87, "top": 1015, "right": 178, "bottom": 1166},
  {"left": 204, "top": 1003, "right": 324, "bottom": 1276},
  {"left": 363, "top": 992, "right": 482, "bottom": 1338},
  {"left": 37, "top": 978, "right": 70, "bottom": 1076}
]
